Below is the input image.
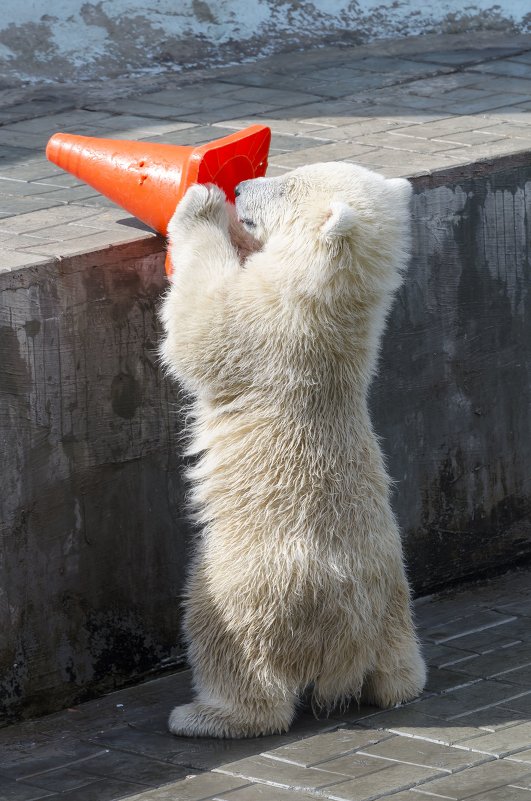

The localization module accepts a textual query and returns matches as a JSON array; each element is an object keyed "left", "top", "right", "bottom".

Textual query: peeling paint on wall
[{"left": 0, "top": 0, "right": 529, "bottom": 84}]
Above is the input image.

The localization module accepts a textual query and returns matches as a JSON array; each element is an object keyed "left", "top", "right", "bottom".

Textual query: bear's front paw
[{"left": 168, "top": 184, "right": 228, "bottom": 238}]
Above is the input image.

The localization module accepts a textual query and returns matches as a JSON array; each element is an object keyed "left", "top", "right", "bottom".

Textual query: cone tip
[{"left": 46, "top": 132, "right": 76, "bottom": 166}]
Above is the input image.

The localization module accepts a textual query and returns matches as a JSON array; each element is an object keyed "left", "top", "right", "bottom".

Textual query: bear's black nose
[{"left": 234, "top": 184, "right": 241, "bottom": 197}]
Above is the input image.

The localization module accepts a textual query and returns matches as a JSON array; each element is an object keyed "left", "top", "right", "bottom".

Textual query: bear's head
[{"left": 234, "top": 162, "right": 412, "bottom": 299}]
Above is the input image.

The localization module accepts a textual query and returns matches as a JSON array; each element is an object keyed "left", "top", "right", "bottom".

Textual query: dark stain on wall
[{"left": 372, "top": 163, "right": 531, "bottom": 594}]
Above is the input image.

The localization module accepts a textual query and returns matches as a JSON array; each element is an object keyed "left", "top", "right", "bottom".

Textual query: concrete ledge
[{"left": 0, "top": 241, "right": 189, "bottom": 723}]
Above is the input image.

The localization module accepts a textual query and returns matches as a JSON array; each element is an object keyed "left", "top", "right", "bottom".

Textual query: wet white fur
[{"left": 159, "top": 162, "right": 426, "bottom": 739}]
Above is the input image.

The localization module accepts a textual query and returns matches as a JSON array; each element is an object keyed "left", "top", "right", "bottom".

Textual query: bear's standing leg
[
  {"left": 168, "top": 564, "right": 297, "bottom": 739},
  {"left": 168, "top": 690, "right": 296, "bottom": 739},
  {"left": 362, "top": 580, "right": 426, "bottom": 708}
]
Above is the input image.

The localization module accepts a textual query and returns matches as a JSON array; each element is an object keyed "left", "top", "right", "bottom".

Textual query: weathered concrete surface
[
  {"left": 373, "top": 161, "right": 531, "bottom": 594},
  {"left": 0, "top": 240, "right": 190, "bottom": 724},
  {"left": 1, "top": 161, "right": 530, "bottom": 724},
  {"left": 0, "top": 0, "right": 530, "bottom": 85}
]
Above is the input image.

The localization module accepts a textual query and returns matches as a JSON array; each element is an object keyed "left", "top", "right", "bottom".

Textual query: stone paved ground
[
  {"left": 1, "top": 567, "right": 531, "bottom": 800},
  {"left": 1, "top": 29, "right": 531, "bottom": 270}
]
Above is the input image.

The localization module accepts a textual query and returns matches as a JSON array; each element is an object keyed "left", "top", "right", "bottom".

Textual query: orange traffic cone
[{"left": 46, "top": 124, "right": 271, "bottom": 274}]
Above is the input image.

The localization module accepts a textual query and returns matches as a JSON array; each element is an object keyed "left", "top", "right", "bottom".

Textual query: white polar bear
[{"left": 159, "top": 162, "right": 426, "bottom": 739}]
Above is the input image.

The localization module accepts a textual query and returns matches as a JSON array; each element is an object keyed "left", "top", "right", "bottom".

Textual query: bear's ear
[{"left": 321, "top": 200, "right": 357, "bottom": 239}]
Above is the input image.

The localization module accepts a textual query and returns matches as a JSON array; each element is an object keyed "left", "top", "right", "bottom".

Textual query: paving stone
[
  {"left": 423, "top": 611, "right": 517, "bottom": 644},
  {"left": 300, "top": 118, "right": 406, "bottom": 140},
  {"left": 441, "top": 93, "right": 529, "bottom": 115},
  {"left": 406, "top": 72, "right": 488, "bottom": 96},
  {"left": 264, "top": 727, "right": 392, "bottom": 768},
  {"left": 417, "top": 759, "right": 531, "bottom": 799},
  {"left": 494, "top": 619, "right": 531, "bottom": 643},
  {"left": 510, "top": 750, "right": 531, "bottom": 765},
  {"left": 20, "top": 767, "right": 105, "bottom": 793},
  {"left": 215, "top": 754, "right": 346, "bottom": 789},
  {"left": 142, "top": 82, "right": 248, "bottom": 104},
  {"left": 443, "top": 626, "right": 525, "bottom": 655},
  {"left": 359, "top": 735, "right": 489, "bottom": 772},
  {"left": 0, "top": 195, "right": 64, "bottom": 217},
  {"left": 310, "top": 752, "right": 396, "bottom": 780},
  {"left": 445, "top": 139, "right": 531, "bottom": 162},
  {"left": 374, "top": 794, "right": 433, "bottom": 801},
  {"left": 472, "top": 75, "right": 531, "bottom": 97},
  {"left": 496, "top": 599, "right": 531, "bottom": 618},
  {"left": 455, "top": 721, "right": 531, "bottom": 756},
  {"left": 0, "top": 178, "right": 71, "bottom": 196},
  {"left": 0, "top": 129, "right": 49, "bottom": 149},
  {"left": 178, "top": 101, "right": 300, "bottom": 124},
  {"left": 433, "top": 130, "right": 509, "bottom": 147},
  {"left": 214, "top": 117, "right": 336, "bottom": 135},
  {"left": 34, "top": 185, "right": 115, "bottom": 204},
  {"left": 506, "top": 694, "right": 531, "bottom": 718},
  {"left": 411, "top": 681, "right": 531, "bottom": 720},
  {"left": 359, "top": 706, "right": 484, "bottom": 744},
  {"left": 0, "top": 110, "right": 115, "bottom": 134},
  {"left": 510, "top": 52, "right": 531, "bottom": 65},
  {"left": 319, "top": 761, "right": 445, "bottom": 800},
  {"left": 478, "top": 122, "right": 531, "bottom": 142},
  {"left": 91, "top": 114, "right": 197, "bottom": 134},
  {"left": 34, "top": 778, "right": 149, "bottom": 801},
  {"left": 455, "top": 705, "right": 531, "bottom": 732},
  {"left": 424, "top": 668, "right": 478, "bottom": 694},
  {"left": 79, "top": 749, "right": 189, "bottom": 785},
  {"left": 269, "top": 141, "right": 379, "bottom": 168},
  {"left": 354, "top": 131, "right": 460, "bottom": 154},
  {"left": 467, "top": 788, "right": 531, "bottom": 801},
  {"left": 138, "top": 125, "right": 237, "bottom": 147},
  {"left": 407, "top": 47, "right": 525, "bottom": 66},
  {"left": 384, "top": 115, "right": 497, "bottom": 142},
  {"left": 0, "top": 780, "right": 53, "bottom": 800},
  {"left": 469, "top": 61, "right": 531, "bottom": 79},
  {"left": 0, "top": 742, "right": 110, "bottom": 778},
  {"left": 19, "top": 226, "right": 153, "bottom": 258},
  {"left": 268, "top": 133, "right": 335, "bottom": 153},
  {"left": 0, "top": 161, "right": 67, "bottom": 182},
  {"left": 216, "top": 87, "right": 324, "bottom": 108},
  {"left": 453, "top": 643, "right": 531, "bottom": 679},
  {"left": 0, "top": 205, "right": 102, "bottom": 233},
  {"left": 87, "top": 726, "right": 198, "bottom": 764},
  {"left": 103, "top": 772, "right": 249, "bottom": 801},
  {"left": 0, "top": 250, "right": 51, "bottom": 271},
  {"left": 422, "top": 643, "right": 478, "bottom": 669},
  {"left": 483, "top": 104, "right": 531, "bottom": 123},
  {"left": 212, "top": 784, "right": 320, "bottom": 800},
  {"left": 29, "top": 174, "right": 86, "bottom": 189}
]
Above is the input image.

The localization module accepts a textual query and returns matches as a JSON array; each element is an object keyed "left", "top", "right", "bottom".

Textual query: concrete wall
[
  {"left": 1, "top": 0, "right": 530, "bottom": 84},
  {"left": 1, "top": 158, "right": 530, "bottom": 723}
]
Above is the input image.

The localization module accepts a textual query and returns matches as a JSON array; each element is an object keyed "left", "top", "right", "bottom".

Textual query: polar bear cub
[{"left": 159, "top": 162, "right": 426, "bottom": 739}]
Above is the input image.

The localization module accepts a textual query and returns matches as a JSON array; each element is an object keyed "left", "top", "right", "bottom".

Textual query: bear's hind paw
[{"left": 168, "top": 700, "right": 291, "bottom": 739}]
